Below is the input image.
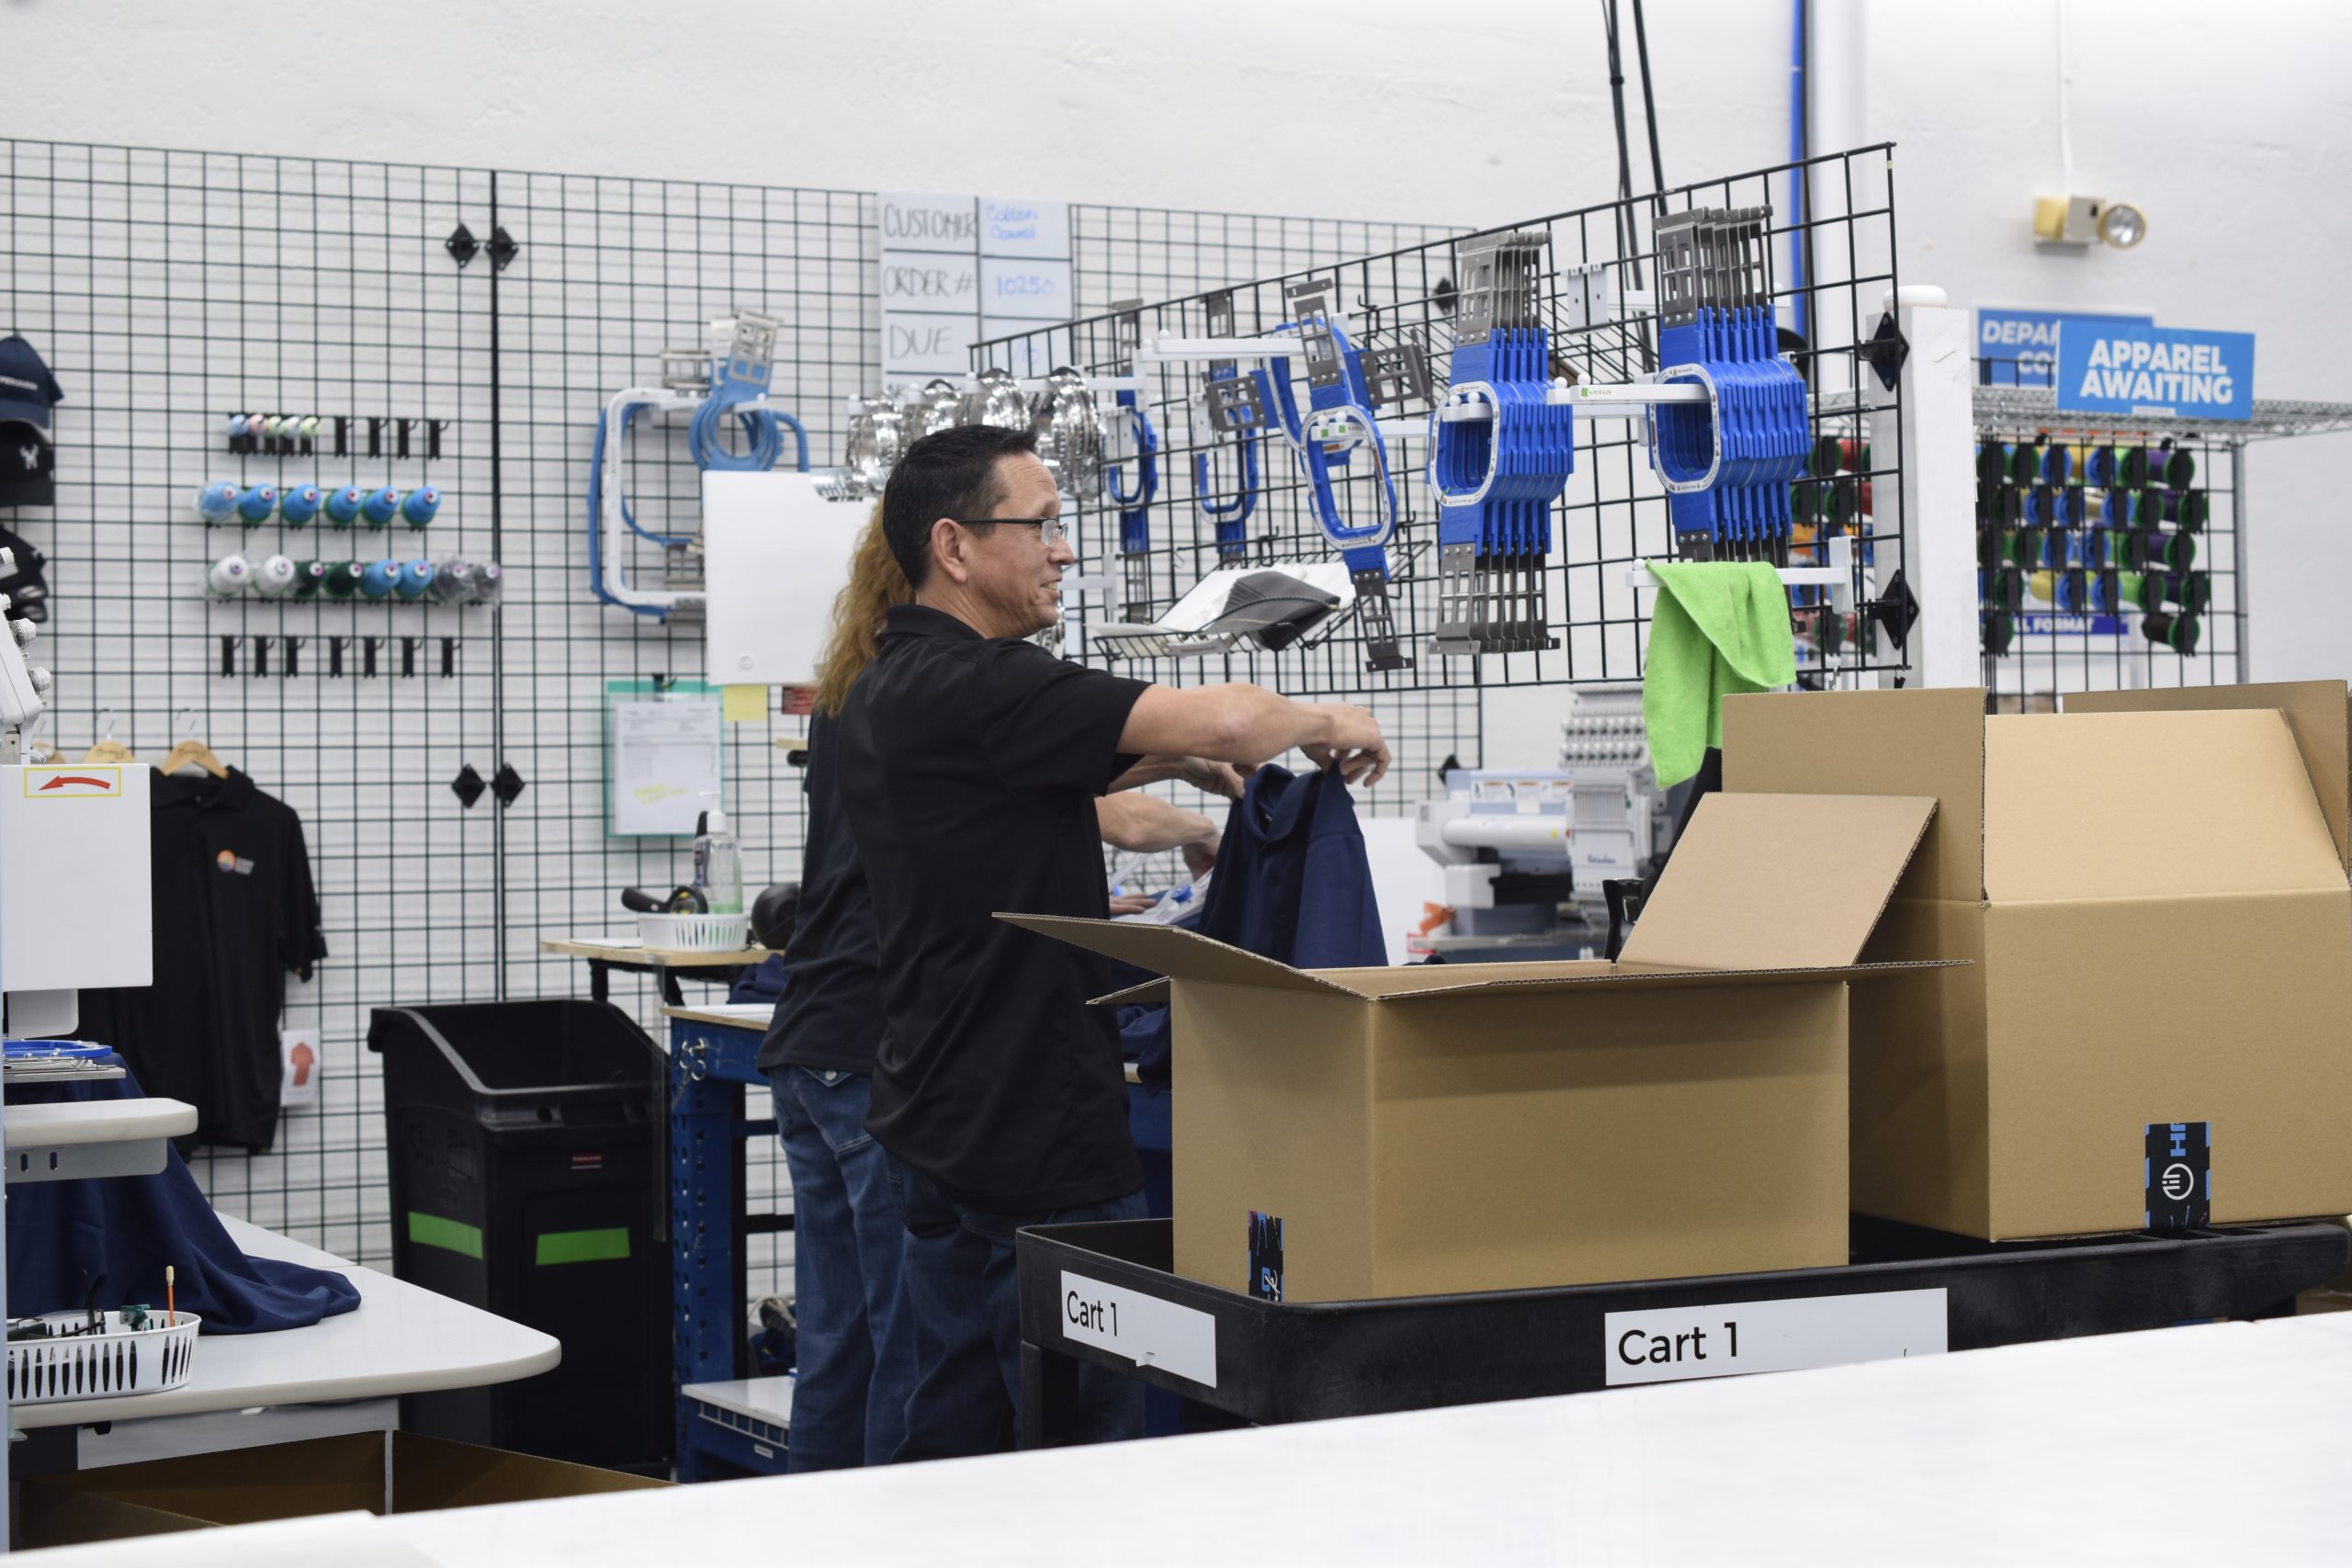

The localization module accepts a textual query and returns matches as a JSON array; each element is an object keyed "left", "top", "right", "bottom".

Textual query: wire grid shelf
[
  {"left": 0, "top": 137, "right": 1476, "bottom": 1293},
  {"left": 975, "top": 145, "right": 1911, "bottom": 698},
  {"left": 1971, "top": 366, "right": 2250, "bottom": 705}
]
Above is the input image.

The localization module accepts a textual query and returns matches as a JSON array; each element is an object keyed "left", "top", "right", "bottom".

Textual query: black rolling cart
[{"left": 1016, "top": 1215, "right": 2347, "bottom": 1448}]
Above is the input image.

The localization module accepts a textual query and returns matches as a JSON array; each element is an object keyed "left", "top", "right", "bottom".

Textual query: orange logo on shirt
[{"left": 216, "top": 850, "right": 237, "bottom": 872}]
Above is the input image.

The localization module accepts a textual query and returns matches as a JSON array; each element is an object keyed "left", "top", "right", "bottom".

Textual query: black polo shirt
[
  {"left": 755, "top": 710, "right": 881, "bottom": 1077},
  {"left": 840, "top": 604, "right": 1150, "bottom": 1211},
  {"left": 78, "top": 767, "right": 327, "bottom": 1152}
]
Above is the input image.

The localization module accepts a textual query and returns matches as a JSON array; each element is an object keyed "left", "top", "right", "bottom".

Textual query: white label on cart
[
  {"left": 1604, "top": 1288, "right": 1947, "bottom": 1386},
  {"left": 1058, "top": 1271, "right": 1218, "bottom": 1389}
]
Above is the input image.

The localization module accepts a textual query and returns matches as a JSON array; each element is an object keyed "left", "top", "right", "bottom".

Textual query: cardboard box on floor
[
  {"left": 17, "top": 1430, "right": 668, "bottom": 1550},
  {"left": 1723, "top": 681, "right": 2352, "bottom": 1241},
  {"left": 1006, "top": 791, "right": 1947, "bottom": 1303}
]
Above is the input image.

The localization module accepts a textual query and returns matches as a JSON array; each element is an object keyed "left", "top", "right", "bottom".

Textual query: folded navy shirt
[{"left": 6, "top": 1057, "right": 360, "bottom": 1333}]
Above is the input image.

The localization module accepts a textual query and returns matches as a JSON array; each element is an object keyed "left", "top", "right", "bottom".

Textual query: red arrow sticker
[{"left": 37, "top": 774, "right": 117, "bottom": 792}]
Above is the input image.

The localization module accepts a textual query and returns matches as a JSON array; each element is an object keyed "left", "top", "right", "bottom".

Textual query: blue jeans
[
  {"left": 768, "top": 1067, "right": 918, "bottom": 1472},
  {"left": 893, "top": 1160, "right": 1147, "bottom": 1461}
]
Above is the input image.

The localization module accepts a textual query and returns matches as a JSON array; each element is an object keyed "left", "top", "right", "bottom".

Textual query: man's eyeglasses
[{"left": 950, "top": 516, "right": 1067, "bottom": 547}]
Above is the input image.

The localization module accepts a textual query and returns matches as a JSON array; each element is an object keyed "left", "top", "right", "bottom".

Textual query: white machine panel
[
  {"left": 0, "top": 763, "right": 153, "bottom": 994},
  {"left": 701, "top": 471, "right": 869, "bottom": 687}
]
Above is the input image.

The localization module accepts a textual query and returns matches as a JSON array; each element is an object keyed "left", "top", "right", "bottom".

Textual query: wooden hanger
[
  {"left": 81, "top": 709, "right": 134, "bottom": 764},
  {"left": 160, "top": 710, "right": 227, "bottom": 779}
]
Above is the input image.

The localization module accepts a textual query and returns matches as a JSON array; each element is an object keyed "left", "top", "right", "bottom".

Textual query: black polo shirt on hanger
[
  {"left": 79, "top": 768, "right": 327, "bottom": 1152},
  {"left": 839, "top": 604, "right": 1150, "bottom": 1212}
]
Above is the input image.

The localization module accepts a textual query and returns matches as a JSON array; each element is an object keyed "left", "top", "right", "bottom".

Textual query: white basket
[
  {"left": 7, "top": 1310, "right": 201, "bottom": 1404},
  {"left": 636, "top": 911, "right": 751, "bottom": 953}
]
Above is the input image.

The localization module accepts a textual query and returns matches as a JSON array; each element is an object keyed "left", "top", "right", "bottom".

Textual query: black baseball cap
[
  {"left": 0, "top": 336, "right": 62, "bottom": 429},
  {"left": 0, "top": 421, "right": 54, "bottom": 508},
  {"left": 0, "top": 526, "right": 51, "bottom": 624}
]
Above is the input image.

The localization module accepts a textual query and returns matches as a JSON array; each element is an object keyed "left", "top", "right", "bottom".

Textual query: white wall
[
  {"left": 10, "top": 0, "right": 2350, "bottom": 726},
  {"left": 1877, "top": 1, "right": 2352, "bottom": 692}
]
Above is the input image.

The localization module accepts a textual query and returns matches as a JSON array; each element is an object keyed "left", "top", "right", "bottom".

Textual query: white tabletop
[
  {"left": 29, "top": 1313, "right": 2352, "bottom": 1564},
  {"left": 4, "top": 1097, "right": 197, "bottom": 1147},
  {"left": 394, "top": 1312, "right": 2352, "bottom": 1565},
  {"left": 680, "top": 1374, "right": 793, "bottom": 1427},
  {"left": 14, "top": 1216, "right": 559, "bottom": 1430}
]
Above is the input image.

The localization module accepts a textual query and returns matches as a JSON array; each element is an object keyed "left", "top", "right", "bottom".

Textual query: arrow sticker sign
[{"left": 23, "top": 766, "right": 121, "bottom": 796}]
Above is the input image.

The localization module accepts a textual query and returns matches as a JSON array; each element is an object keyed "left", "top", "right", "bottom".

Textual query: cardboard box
[
  {"left": 1724, "top": 682, "right": 2352, "bottom": 1240},
  {"left": 1008, "top": 791, "right": 1942, "bottom": 1303},
  {"left": 18, "top": 1431, "right": 668, "bottom": 1550}
]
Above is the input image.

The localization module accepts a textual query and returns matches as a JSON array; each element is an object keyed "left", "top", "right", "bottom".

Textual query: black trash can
[{"left": 368, "top": 1000, "right": 668, "bottom": 1472}]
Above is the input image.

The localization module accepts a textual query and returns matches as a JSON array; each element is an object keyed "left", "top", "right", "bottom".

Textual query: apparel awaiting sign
[
  {"left": 78, "top": 769, "right": 327, "bottom": 1151},
  {"left": 2056, "top": 321, "right": 2256, "bottom": 423}
]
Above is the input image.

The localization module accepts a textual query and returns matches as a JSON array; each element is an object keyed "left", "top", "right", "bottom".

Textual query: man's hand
[
  {"left": 1181, "top": 830, "right": 1219, "bottom": 879},
  {"left": 1300, "top": 703, "right": 1391, "bottom": 788},
  {"left": 1171, "top": 756, "right": 1246, "bottom": 799},
  {"left": 1109, "top": 891, "right": 1158, "bottom": 916}
]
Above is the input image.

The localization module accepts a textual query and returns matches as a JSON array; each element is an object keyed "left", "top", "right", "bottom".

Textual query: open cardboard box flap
[
  {"left": 1982, "top": 708, "right": 2346, "bottom": 899},
  {"left": 2065, "top": 679, "right": 2352, "bottom": 881},
  {"left": 1614, "top": 792, "right": 1938, "bottom": 970},
  {"left": 1006, "top": 790, "right": 1951, "bottom": 1002}
]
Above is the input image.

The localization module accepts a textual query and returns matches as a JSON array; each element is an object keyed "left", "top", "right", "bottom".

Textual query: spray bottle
[{"left": 692, "top": 791, "right": 743, "bottom": 915}]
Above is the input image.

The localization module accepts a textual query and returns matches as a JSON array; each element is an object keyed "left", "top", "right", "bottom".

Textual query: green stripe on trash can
[
  {"left": 408, "top": 1212, "right": 484, "bottom": 1260},
  {"left": 535, "top": 1227, "right": 631, "bottom": 1266}
]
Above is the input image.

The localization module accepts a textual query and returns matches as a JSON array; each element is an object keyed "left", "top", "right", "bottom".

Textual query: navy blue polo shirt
[{"left": 839, "top": 604, "right": 1149, "bottom": 1211}]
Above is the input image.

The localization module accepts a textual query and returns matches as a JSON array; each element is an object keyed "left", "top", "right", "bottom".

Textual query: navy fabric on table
[
  {"left": 728, "top": 953, "right": 788, "bottom": 1007},
  {"left": 6, "top": 1057, "right": 360, "bottom": 1332},
  {"left": 1124, "top": 763, "right": 1386, "bottom": 1087}
]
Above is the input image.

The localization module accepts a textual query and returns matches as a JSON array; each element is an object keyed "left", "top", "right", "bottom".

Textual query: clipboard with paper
[{"left": 605, "top": 679, "right": 725, "bottom": 837}]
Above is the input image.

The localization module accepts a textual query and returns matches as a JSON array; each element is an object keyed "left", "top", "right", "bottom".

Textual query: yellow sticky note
[{"left": 721, "top": 684, "right": 769, "bottom": 723}]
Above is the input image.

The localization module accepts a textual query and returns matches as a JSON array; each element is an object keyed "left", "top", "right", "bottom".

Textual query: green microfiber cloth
[{"left": 1640, "top": 560, "right": 1797, "bottom": 787}]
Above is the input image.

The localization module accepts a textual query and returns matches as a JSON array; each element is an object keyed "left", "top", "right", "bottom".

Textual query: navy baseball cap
[{"left": 0, "top": 336, "right": 62, "bottom": 429}]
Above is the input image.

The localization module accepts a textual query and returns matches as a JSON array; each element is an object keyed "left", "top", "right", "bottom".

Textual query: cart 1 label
[
  {"left": 2144, "top": 1121, "right": 2211, "bottom": 1232},
  {"left": 1604, "top": 1288, "right": 1948, "bottom": 1387},
  {"left": 1058, "top": 1271, "right": 1218, "bottom": 1389}
]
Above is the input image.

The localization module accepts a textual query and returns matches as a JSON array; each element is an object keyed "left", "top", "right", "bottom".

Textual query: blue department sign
[
  {"left": 1975, "top": 307, "right": 2149, "bottom": 388},
  {"left": 2056, "top": 321, "right": 2255, "bottom": 422}
]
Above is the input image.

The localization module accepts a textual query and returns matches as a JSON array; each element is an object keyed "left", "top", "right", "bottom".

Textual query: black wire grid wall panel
[
  {"left": 1970, "top": 403, "right": 2243, "bottom": 706},
  {"left": 0, "top": 138, "right": 1472, "bottom": 1291},
  {"left": 982, "top": 147, "right": 1909, "bottom": 700},
  {"left": 1068, "top": 207, "right": 1461, "bottom": 318},
  {"left": 1, "top": 142, "right": 500, "bottom": 1260}
]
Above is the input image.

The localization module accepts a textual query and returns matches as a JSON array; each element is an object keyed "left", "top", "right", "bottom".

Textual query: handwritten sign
[{"left": 880, "top": 191, "right": 1071, "bottom": 389}]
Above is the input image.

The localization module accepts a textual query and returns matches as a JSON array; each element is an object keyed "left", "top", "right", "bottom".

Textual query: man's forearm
[
  {"left": 1096, "top": 793, "right": 1219, "bottom": 853},
  {"left": 1107, "top": 757, "right": 1186, "bottom": 793},
  {"left": 1118, "top": 682, "right": 1386, "bottom": 777},
  {"left": 1210, "top": 684, "right": 1335, "bottom": 766}
]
